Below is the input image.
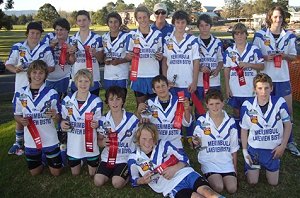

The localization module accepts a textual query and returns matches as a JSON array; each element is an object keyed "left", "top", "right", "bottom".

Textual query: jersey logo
[
  {"left": 19, "top": 94, "right": 28, "bottom": 107},
  {"left": 65, "top": 101, "right": 73, "bottom": 115},
  {"left": 251, "top": 116, "right": 258, "bottom": 124},
  {"left": 19, "top": 50, "right": 26, "bottom": 57},
  {"left": 39, "top": 52, "right": 44, "bottom": 58},
  {"left": 263, "top": 35, "right": 270, "bottom": 46},
  {"left": 167, "top": 38, "right": 173, "bottom": 50},
  {"left": 204, "top": 127, "right": 211, "bottom": 135},
  {"left": 132, "top": 34, "right": 140, "bottom": 44},
  {"left": 187, "top": 44, "right": 192, "bottom": 50},
  {"left": 229, "top": 51, "right": 238, "bottom": 62},
  {"left": 91, "top": 43, "right": 97, "bottom": 48},
  {"left": 125, "top": 130, "right": 132, "bottom": 137},
  {"left": 248, "top": 109, "right": 258, "bottom": 116},
  {"left": 119, "top": 42, "right": 124, "bottom": 48}
]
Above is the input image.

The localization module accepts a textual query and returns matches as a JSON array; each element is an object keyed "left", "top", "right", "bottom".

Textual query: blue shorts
[
  {"left": 227, "top": 96, "right": 253, "bottom": 109},
  {"left": 170, "top": 171, "right": 208, "bottom": 198},
  {"left": 103, "top": 79, "right": 127, "bottom": 90},
  {"left": 46, "top": 77, "right": 69, "bottom": 94},
  {"left": 245, "top": 146, "right": 280, "bottom": 172},
  {"left": 170, "top": 87, "right": 191, "bottom": 98},
  {"left": 70, "top": 81, "right": 101, "bottom": 92},
  {"left": 196, "top": 86, "right": 221, "bottom": 100},
  {"left": 271, "top": 81, "right": 291, "bottom": 97},
  {"left": 131, "top": 77, "right": 154, "bottom": 95}
]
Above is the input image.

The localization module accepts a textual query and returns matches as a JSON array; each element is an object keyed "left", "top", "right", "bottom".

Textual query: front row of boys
[{"left": 15, "top": 60, "right": 291, "bottom": 196}]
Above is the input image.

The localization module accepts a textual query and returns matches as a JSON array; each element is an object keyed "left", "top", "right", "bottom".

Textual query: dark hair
[
  {"left": 197, "top": 14, "right": 212, "bottom": 27},
  {"left": 266, "top": 6, "right": 287, "bottom": 28},
  {"left": 171, "top": 10, "right": 190, "bottom": 25},
  {"left": 106, "top": 12, "right": 122, "bottom": 26},
  {"left": 27, "top": 60, "right": 48, "bottom": 83},
  {"left": 253, "top": 73, "right": 273, "bottom": 88},
  {"left": 232, "top": 22, "right": 248, "bottom": 38},
  {"left": 205, "top": 89, "right": 224, "bottom": 104},
  {"left": 26, "top": 21, "right": 44, "bottom": 35},
  {"left": 53, "top": 18, "right": 70, "bottom": 32},
  {"left": 151, "top": 75, "right": 169, "bottom": 89},
  {"left": 76, "top": 10, "right": 90, "bottom": 21},
  {"left": 105, "top": 86, "right": 126, "bottom": 107}
]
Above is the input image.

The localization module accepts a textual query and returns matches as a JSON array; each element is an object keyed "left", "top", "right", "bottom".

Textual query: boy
[
  {"left": 136, "top": 75, "right": 192, "bottom": 149},
  {"left": 14, "top": 60, "right": 62, "bottom": 176},
  {"left": 240, "top": 73, "right": 292, "bottom": 185}
]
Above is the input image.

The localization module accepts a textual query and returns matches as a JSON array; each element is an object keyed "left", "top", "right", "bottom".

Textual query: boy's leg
[
  {"left": 266, "top": 170, "right": 279, "bottom": 186},
  {"left": 94, "top": 161, "right": 111, "bottom": 186},
  {"left": 8, "top": 122, "right": 24, "bottom": 155},
  {"left": 246, "top": 169, "right": 260, "bottom": 185},
  {"left": 223, "top": 175, "right": 237, "bottom": 194},
  {"left": 206, "top": 173, "right": 224, "bottom": 193}
]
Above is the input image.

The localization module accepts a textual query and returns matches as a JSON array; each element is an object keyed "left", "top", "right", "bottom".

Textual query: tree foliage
[
  {"left": 34, "top": 3, "right": 60, "bottom": 28},
  {"left": 0, "top": 0, "right": 14, "bottom": 30},
  {"left": 224, "top": 0, "right": 242, "bottom": 18}
]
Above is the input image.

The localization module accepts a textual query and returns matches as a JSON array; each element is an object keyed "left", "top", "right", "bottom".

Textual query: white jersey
[
  {"left": 14, "top": 84, "right": 59, "bottom": 148},
  {"left": 126, "top": 28, "right": 162, "bottom": 78},
  {"left": 223, "top": 43, "right": 264, "bottom": 97},
  {"left": 253, "top": 28, "right": 297, "bottom": 82},
  {"left": 144, "top": 94, "right": 192, "bottom": 149},
  {"left": 128, "top": 140, "right": 193, "bottom": 197},
  {"left": 163, "top": 32, "right": 200, "bottom": 88},
  {"left": 61, "top": 92, "right": 103, "bottom": 158},
  {"left": 98, "top": 110, "right": 139, "bottom": 163},
  {"left": 193, "top": 111, "right": 239, "bottom": 174},
  {"left": 240, "top": 96, "right": 290, "bottom": 150},
  {"left": 197, "top": 35, "right": 223, "bottom": 87},
  {"left": 102, "top": 31, "right": 129, "bottom": 80},
  {"left": 6, "top": 40, "right": 55, "bottom": 92},
  {"left": 42, "top": 33, "right": 72, "bottom": 81},
  {"left": 70, "top": 31, "right": 103, "bottom": 82}
]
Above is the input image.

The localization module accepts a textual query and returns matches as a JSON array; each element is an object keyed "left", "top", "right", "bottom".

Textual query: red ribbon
[
  {"left": 232, "top": 66, "right": 246, "bottom": 86},
  {"left": 84, "top": 46, "right": 93, "bottom": 73},
  {"left": 130, "top": 47, "right": 140, "bottom": 81},
  {"left": 85, "top": 112, "right": 94, "bottom": 152},
  {"left": 203, "top": 73, "right": 210, "bottom": 97},
  {"left": 107, "top": 131, "right": 118, "bottom": 168},
  {"left": 173, "top": 91, "right": 185, "bottom": 129},
  {"left": 59, "top": 43, "right": 68, "bottom": 71},
  {"left": 274, "top": 54, "right": 282, "bottom": 68},
  {"left": 154, "top": 154, "right": 179, "bottom": 174},
  {"left": 191, "top": 92, "right": 206, "bottom": 115},
  {"left": 27, "top": 117, "right": 42, "bottom": 150}
]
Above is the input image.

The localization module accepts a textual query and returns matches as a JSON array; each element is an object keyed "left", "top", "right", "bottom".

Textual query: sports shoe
[
  {"left": 8, "top": 143, "right": 24, "bottom": 156},
  {"left": 287, "top": 142, "right": 300, "bottom": 157}
]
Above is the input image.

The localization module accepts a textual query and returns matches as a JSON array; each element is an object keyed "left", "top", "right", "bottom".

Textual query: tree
[
  {"left": 0, "top": 0, "right": 14, "bottom": 30},
  {"left": 224, "top": 0, "right": 242, "bottom": 18},
  {"left": 240, "top": 1, "right": 255, "bottom": 27},
  {"left": 17, "top": 14, "right": 27, "bottom": 25},
  {"left": 34, "top": 3, "right": 60, "bottom": 28},
  {"left": 252, "top": 0, "right": 273, "bottom": 14},
  {"left": 92, "top": 7, "right": 109, "bottom": 25}
]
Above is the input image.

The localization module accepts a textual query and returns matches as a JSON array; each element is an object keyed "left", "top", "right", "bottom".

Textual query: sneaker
[
  {"left": 8, "top": 143, "right": 24, "bottom": 156},
  {"left": 287, "top": 142, "right": 300, "bottom": 157}
]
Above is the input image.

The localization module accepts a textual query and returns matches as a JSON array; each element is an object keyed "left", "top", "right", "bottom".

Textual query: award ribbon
[
  {"left": 59, "top": 43, "right": 68, "bottom": 71},
  {"left": 130, "top": 47, "right": 140, "bottom": 81},
  {"left": 153, "top": 154, "right": 179, "bottom": 174},
  {"left": 27, "top": 117, "right": 42, "bottom": 150},
  {"left": 84, "top": 46, "right": 93, "bottom": 72},
  {"left": 85, "top": 112, "right": 94, "bottom": 152},
  {"left": 173, "top": 91, "right": 185, "bottom": 129}
]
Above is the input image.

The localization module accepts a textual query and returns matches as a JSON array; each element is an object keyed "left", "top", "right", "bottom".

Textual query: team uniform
[
  {"left": 96, "top": 110, "right": 139, "bottom": 178},
  {"left": 61, "top": 92, "right": 103, "bottom": 167},
  {"left": 163, "top": 32, "right": 200, "bottom": 97},
  {"left": 126, "top": 28, "right": 162, "bottom": 95},
  {"left": 253, "top": 29, "right": 297, "bottom": 97},
  {"left": 240, "top": 96, "right": 290, "bottom": 171},
  {"left": 14, "top": 84, "right": 62, "bottom": 169},
  {"left": 197, "top": 35, "right": 223, "bottom": 99},
  {"left": 42, "top": 33, "right": 72, "bottom": 96},
  {"left": 128, "top": 140, "right": 208, "bottom": 198},
  {"left": 70, "top": 31, "right": 103, "bottom": 92},
  {"left": 143, "top": 94, "right": 192, "bottom": 149},
  {"left": 102, "top": 31, "right": 129, "bottom": 90},
  {"left": 6, "top": 41, "right": 55, "bottom": 94},
  {"left": 151, "top": 22, "right": 174, "bottom": 43},
  {"left": 223, "top": 43, "right": 264, "bottom": 109},
  {"left": 193, "top": 111, "right": 239, "bottom": 175}
]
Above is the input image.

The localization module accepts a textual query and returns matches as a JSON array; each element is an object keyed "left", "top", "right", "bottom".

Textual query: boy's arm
[
  {"left": 223, "top": 67, "right": 231, "bottom": 99},
  {"left": 272, "top": 120, "right": 292, "bottom": 159},
  {"left": 189, "top": 59, "right": 199, "bottom": 93},
  {"left": 162, "top": 57, "right": 168, "bottom": 77},
  {"left": 232, "top": 152, "right": 238, "bottom": 174},
  {"left": 241, "top": 128, "right": 253, "bottom": 166}
]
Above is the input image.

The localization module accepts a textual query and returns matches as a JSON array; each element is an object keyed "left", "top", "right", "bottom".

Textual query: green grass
[{"left": 1, "top": 30, "right": 300, "bottom": 198}]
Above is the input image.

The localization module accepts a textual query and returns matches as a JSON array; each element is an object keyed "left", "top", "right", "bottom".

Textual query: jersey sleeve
[
  {"left": 60, "top": 97, "right": 69, "bottom": 119},
  {"left": 229, "top": 120, "right": 239, "bottom": 153},
  {"left": 95, "top": 35, "right": 103, "bottom": 52},
  {"left": 223, "top": 49, "right": 231, "bottom": 68},
  {"left": 191, "top": 38, "right": 200, "bottom": 60},
  {"left": 5, "top": 44, "right": 20, "bottom": 66},
  {"left": 252, "top": 32, "right": 262, "bottom": 49},
  {"left": 217, "top": 41, "right": 223, "bottom": 63},
  {"left": 50, "top": 90, "right": 60, "bottom": 114},
  {"left": 182, "top": 112, "right": 192, "bottom": 127},
  {"left": 44, "top": 46, "right": 55, "bottom": 67},
  {"left": 14, "top": 91, "right": 23, "bottom": 116},
  {"left": 193, "top": 117, "right": 203, "bottom": 138},
  {"left": 287, "top": 33, "right": 297, "bottom": 56},
  {"left": 93, "top": 97, "right": 103, "bottom": 121},
  {"left": 127, "top": 154, "right": 140, "bottom": 187},
  {"left": 279, "top": 97, "right": 291, "bottom": 123},
  {"left": 165, "top": 141, "right": 189, "bottom": 164},
  {"left": 240, "top": 102, "right": 251, "bottom": 130},
  {"left": 126, "top": 32, "right": 134, "bottom": 53}
]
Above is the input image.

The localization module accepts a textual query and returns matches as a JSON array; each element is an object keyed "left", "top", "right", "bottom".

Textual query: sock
[{"left": 15, "top": 129, "right": 24, "bottom": 146}]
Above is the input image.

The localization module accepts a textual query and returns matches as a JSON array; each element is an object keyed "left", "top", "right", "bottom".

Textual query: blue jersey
[{"left": 151, "top": 22, "right": 174, "bottom": 42}]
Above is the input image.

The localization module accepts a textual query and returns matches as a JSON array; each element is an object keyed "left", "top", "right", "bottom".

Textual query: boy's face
[
  {"left": 254, "top": 82, "right": 273, "bottom": 101},
  {"left": 108, "top": 17, "right": 120, "bottom": 33},
  {"left": 76, "top": 15, "right": 90, "bottom": 30},
  {"left": 76, "top": 75, "right": 91, "bottom": 94},
  {"left": 107, "top": 94, "right": 123, "bottom": 112},
  {"left": 153, "top": 80, "right": 169, "bottom": 100},
  {"left": 30, "top": 69, "right": 46, "bottom": 87},
  {"left": 174, "top": 19, "right": 187, "bottom": 33},
  {"left": 27, "top": 29, "right": 42, "bottom": 45},
  {"left": 206, "top": 98, "right": 224, "bottom": 116},
  {"left": 139, "top": 129, "right": 155, "bottom": 154},
  {"left": 136, "top": 11, "right": 150, "bottom": 29},
  {"left": 198, "top": 20, "right": 211, "bottom": 37},
  {"left": 55, "top": 25, "right": 69, "bottom": 40},
  {"left": 233, "top": 31, "right": 247, "bottom": 45}
]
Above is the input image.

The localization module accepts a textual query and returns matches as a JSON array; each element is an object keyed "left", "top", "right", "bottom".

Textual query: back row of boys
[{"left": 5, "top": 2, "right": 299, "bottom": 194}]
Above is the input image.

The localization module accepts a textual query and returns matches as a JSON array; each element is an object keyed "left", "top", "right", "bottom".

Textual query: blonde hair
[
  {"left": 135, "top": 123, "right": 159, "bottom": 146},
  {"left": 74, "top": 69, "right": 94, "bottom": 88},
  {"left": 27, "top": 60, "right": 48, "bottom": 83},
  {"left": 134, "top": 5, "right": 151, "bottom": 20}
]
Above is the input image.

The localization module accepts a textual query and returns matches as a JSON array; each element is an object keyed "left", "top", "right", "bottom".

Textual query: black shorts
[
  {"left": 175, "top": 176, "right": 209, "bottom": 198},
  {"left": 68, "top": 155, "right": 99, "bottom": 168},
  {"left": 96, "top": 162, "right": 129, "bottom": 180},
  {"left": 134, "top": 91, "right": 156, "bottom": 98},
  {"left": 204, "top": 172, "right": 237, "bottom": 179}
]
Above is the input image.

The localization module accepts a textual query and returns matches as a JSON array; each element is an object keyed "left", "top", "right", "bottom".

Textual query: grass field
[{"left": 0, "top": 30, "right": 300, "bottom": 198}]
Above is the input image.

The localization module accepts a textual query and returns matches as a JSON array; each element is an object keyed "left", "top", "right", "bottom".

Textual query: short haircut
[
  {"left": 26, "top": 21, "right": 44, "bottom": 35},
  {"left": 151, "top": 75, "right": 169, "bottom": 89},
  {"left": 104, "top": 86, "right": 126, "bottom": 106},
  {"left": 266, "top": 6, "right": 287, "bottom": 28},
  {"left": 232, "top": 22, "right": 248, "bottom": 37},
  {"left": 205, "top": 89, "right": 224, "bottom": 104},
  {"left": 76, "top": 10, "right": 90, "bottom": 21},
  {"left": 53, "top": 18, "right": 71, "bottom": 32},
  {"left": 134, "top": 123, "right": 159, "bottom": 146},
  {"left": 197, "top": 14, "right": 213, "bottom": 27},
  {"left": 134, "top": 5, "right": 151, "bottom": 19},
  {"left": 74, "top": 69, "right": 94, "bottom": 88},
  {"left": 27, "top": 60, "right": 48, "bottom": 83},
  {"left": 171, "top": 10, "right": 190, "bottom": 25},
  {"left": 106, "top": 12, "right": 122, "bottom": 26},
  {"left": 253, "top": 73, "right": 273, "bottom": 88}
]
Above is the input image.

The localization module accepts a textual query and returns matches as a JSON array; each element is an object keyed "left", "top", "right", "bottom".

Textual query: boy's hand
[
  {"left": 272, "top": 144, "right": 285, "bottom": 159},
  {"left": 137, "top": 103, "right": 147, "bottom": 115},
  {"left": 183, "top": 98, "right": 190, "bottom": 111},
  {"left": 192, "top": 135, "right": 201, "bottom": 146},
  {"left": 162, "top": 166, "right": 177, "bottom": 180},
  {"left": 91, "top": 120, "right": 99, "bottom": 129},
  {"left": 20, "top": 117, "right": 29, "bottom": 126},
  {"left": 242, "top": 149, "right": 253, "bottom": 166},
  {"left": 61, "top": 120, "right": 71, "bottom": 131}
]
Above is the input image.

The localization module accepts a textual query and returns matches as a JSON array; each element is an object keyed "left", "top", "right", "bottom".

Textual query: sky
[{"left": 0, "top": 0, "right": 299, "bottom": 11}]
